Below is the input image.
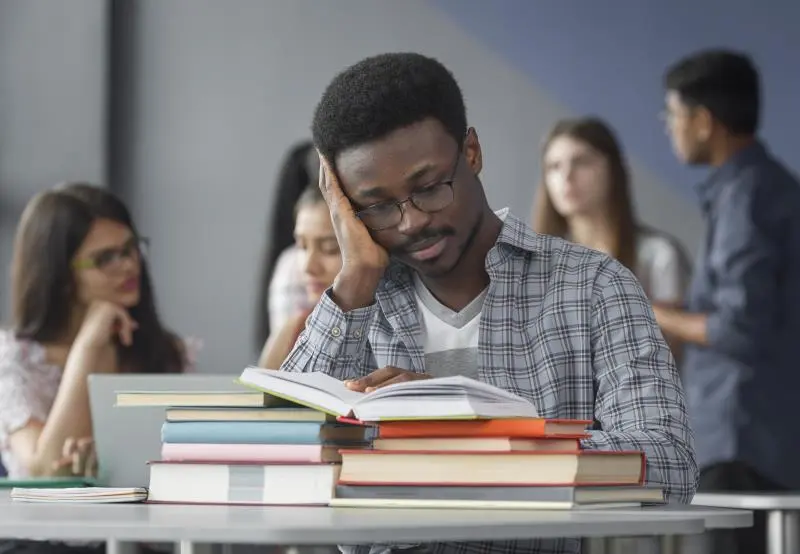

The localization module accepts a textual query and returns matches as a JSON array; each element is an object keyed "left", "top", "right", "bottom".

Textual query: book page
[
  {"left": 360, "top": 376, "right": 531, "bottom": 403},
  {"left": 242, "top": 368, "right": 364, "bottom": 405}
]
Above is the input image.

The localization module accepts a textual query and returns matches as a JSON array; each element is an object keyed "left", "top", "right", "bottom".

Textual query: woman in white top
[
  {"left": 258, "top": 184, "right": 342, "bottom": 369},
  {"left": 256, "top": 142, "right": 320, "bottom": 354},
  {"left": 0, "top": 183, "right": 194, "bottom": 488},
  {"left": 532, "top": 117, "right": 691, "bottom": 358}
]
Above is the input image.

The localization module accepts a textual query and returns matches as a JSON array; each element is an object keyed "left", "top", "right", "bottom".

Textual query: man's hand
[
  {"left": 317, "top": 152, "right": 389, "bottom": 311},
  {"left": 345, "top": 366, "right": 431, "bottom": 393}
]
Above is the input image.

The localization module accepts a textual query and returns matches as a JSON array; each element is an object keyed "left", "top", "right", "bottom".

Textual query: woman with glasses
[
  {"left": 0, "top": 183, "right": 194, "bottom": 485},
  {"left": 258, "top": 183, "right": 341, "bottom": 369}
]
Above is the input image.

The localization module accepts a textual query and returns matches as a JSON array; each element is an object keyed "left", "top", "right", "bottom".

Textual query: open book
[{"left": 236, "top": 367, "right": 539, "bottom": 422}]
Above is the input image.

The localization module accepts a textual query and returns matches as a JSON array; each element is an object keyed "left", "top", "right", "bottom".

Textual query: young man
[
  {"left": 282, "top": 52, "right": 696, "bottom": 554},
  {"left": 658, "top": 49, "right": 800, "bottom": 554}
]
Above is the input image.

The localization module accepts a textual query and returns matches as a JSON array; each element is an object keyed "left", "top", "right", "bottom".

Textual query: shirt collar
[{"left": 695, "top": 140, "right": 768, "bottom": 206}]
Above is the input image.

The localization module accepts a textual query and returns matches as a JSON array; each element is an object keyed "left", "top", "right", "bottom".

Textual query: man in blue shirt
[{"left": 656, "top": 49, "right": 800, "bottom": 554}]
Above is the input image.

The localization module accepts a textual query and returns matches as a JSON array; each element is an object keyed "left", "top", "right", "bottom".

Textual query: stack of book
[
  {"left": 332, "top": 419, "right": 661, "bottom": 509},
  {"left": 115, "top": 388, "right": 369, "bottom": 505},
  {"left": 235, "top": 369, "right": 664, "bottom": 510}
]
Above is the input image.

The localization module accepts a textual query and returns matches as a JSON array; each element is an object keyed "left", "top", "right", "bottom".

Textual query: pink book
[{"left": 161, "top": 442, "right": 348, "bottom": 463}]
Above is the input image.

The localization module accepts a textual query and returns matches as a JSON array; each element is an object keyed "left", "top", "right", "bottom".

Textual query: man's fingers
[
  {"left": 356, "top": 367, "right": 402, "bottom": 389},
  {"left": 345, "top": 367, "right": 415, "bottom": 391},
  {"left": 317, "top": 152, "right": 355, "bottom": 218},
  {"left": 317, "top": 157, "right": 329, "bottom": 202},
  {"left": 364, "top": 371, "right": 430, "bottom": 393}
]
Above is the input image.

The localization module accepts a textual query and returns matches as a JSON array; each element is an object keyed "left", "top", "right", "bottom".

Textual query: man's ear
[
  {"left": 695, "top": 107, "right": 715, "bottom": 143},
  {"left": 464, "top": 127, "right": 483, "bottom": 176}
]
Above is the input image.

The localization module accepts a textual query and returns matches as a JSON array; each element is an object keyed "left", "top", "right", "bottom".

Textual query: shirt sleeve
[
  {"left": 279, "top": 290, "right": 378, "bottom": 380},
  {"left": 0, "top": 334, "right": 50, "bottom": 450},
  {"left": 268, "top": 247, "right": 310, "bottom": 332},
  {"left": 704, "top": 172, "right": 783, "bottom": 366},
  {"left": 179, "top": 336, "right": 203, "bottom": 373},
  {"left": 581, "top": 259, "right": 698, "bottom": 504},
  {"left": 646, "top": 237, "right": 691, "bottom": 306}
]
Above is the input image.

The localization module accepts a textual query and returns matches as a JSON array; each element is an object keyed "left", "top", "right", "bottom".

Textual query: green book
[{"left": 0, "top": 476, "right": 97, "bottom": 489}]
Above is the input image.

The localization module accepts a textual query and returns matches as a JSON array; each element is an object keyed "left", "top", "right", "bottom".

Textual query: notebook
[
  {"left": 236, "top": 368, "right": 540, "bottom": 421},
  {"left": 11, "top": 487, "right": 147, "bottom": 503}
]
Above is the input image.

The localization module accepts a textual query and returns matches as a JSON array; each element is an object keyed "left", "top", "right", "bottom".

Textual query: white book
[
  {"left": 148, "top": 462, "right": 339, "bottom": 505},
  {"left": 236, "top": 367, "right": 539, "bottom": 422}
]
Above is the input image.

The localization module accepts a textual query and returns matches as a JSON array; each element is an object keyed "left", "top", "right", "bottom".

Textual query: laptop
[{"left": 88, "top": 373, "right": 242, "bottom": 487}]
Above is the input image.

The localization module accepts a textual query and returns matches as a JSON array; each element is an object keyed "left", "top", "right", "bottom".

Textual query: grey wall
[
  {"left": 114, "top": 0, "right": 702, "bottom": 373},
  {"left": 0, "top": 0, "right": 108, "bottom": 318},
  {"left": 434, "top": 0, "right": 800, "bottom": 195}
]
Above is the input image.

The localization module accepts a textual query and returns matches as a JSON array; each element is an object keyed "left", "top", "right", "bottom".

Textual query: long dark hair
[
  {"left": 11, "top": 182, "right": 183, "bottom": 373},
  {"left": 255, "top": 141, "right": 318, "bottom": 349},
  {"left": 532, "top": 117, "right": 637, "bottom": 272}
]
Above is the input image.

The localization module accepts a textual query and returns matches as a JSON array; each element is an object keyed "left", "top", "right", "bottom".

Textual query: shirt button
[
  {"left": 331, "top": 327, "right": 341, "bottom": 337},
  {"left": 353, "top": 329, "right": 362, "bottom": 338}
]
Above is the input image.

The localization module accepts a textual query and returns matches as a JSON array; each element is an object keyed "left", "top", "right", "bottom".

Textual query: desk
[
  {"left": 693, "top": 492, "right": 800, "bottom": 554},
  {"left": 585, "top": 505, "right": 753, "bottom": 554},
  {"left": 0, "top": 498, "right": 706, "bottom": 553},
  {"left": 604, "top": 504, "right": 752, "bottom": 529}
]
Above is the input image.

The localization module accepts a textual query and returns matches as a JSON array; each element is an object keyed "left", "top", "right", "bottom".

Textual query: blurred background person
[
  {"left": 258, "top": 184, "right": 340, "bottom": 369},
  {"left": 533, "top": 117, "right": 690, "bottom": 358},
  {"left": 255, "top": 141, "right": 320, "bottom": 354}
]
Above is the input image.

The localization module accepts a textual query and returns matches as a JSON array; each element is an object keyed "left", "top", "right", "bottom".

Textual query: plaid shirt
[{"left": 282, "top": 210, "right": 697, "bottom": 554}]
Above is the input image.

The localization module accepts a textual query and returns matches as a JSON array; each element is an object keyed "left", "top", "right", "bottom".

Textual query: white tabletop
[
  {"left": 605, "top": 504, "right": 752, "bottom": 529},
  {"left": 694, "top": 492, "right": 800, "bottom": 511},
  {"left": 0, "top": 498, "right": 708, "bottom": 544}
]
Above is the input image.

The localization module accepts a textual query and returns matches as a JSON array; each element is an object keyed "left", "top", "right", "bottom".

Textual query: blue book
[{"left": 160, "top": 420, "right": 367, "bottom": 444}]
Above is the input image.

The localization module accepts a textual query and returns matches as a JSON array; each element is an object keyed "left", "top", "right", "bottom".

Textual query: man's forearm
[
  {"left": 280, "top": 292, "right": 377, "bottom": 378},
  {"left": 653, "top": 305, "right": 708, "bottom": 346}
]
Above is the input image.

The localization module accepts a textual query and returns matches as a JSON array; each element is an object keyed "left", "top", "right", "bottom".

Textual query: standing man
[
  {"left": 281, "top": 51, "right": 697, "bottom": 554},
  {"left": 658, "top": 49, "right": 800, "bottom": 554}
]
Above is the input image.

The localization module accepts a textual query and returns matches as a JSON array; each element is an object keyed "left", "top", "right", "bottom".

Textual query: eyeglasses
[
  {"left": 72, "top": 237, "right": 149, "bottom": 272},
  {"left": 355, "top": 150, "right": 461, "bottom": 231}
]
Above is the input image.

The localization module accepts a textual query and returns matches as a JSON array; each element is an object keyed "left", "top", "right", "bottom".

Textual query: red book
[{"left": 375, "top": 418, "right": 592, "bottom": 439}]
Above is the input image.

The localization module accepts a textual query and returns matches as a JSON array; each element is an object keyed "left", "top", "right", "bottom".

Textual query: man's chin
[{"left": 395, "top": 251, "right": 459, "bottom": 279}]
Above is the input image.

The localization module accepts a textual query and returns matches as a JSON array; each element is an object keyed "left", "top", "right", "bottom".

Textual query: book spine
[
  {"left": 160, "top": 421, "right": 331, "bottom": 444},
  {"left": 160, "top": 443, "right": 329, "bottom": 463}
]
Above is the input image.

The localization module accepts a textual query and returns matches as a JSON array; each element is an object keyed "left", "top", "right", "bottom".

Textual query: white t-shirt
[
  {"left": 634, "top": 227, "right": 691, "bottom": 305},
  {"left": 413, "top": 275, "right": 486, "bottom": 380}
]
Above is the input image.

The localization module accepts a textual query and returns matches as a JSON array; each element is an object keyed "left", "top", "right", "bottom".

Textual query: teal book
[{"left": 160, "top": 420, "right": 367, "bottom": 445}]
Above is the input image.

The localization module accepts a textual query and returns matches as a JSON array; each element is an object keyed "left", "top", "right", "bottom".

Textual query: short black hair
[
  {"left": 664, "top": 49, "right": 760, "bottom": 135},
  {"left": 312, "top": 53, "right": 467, "bottom": 163}
]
